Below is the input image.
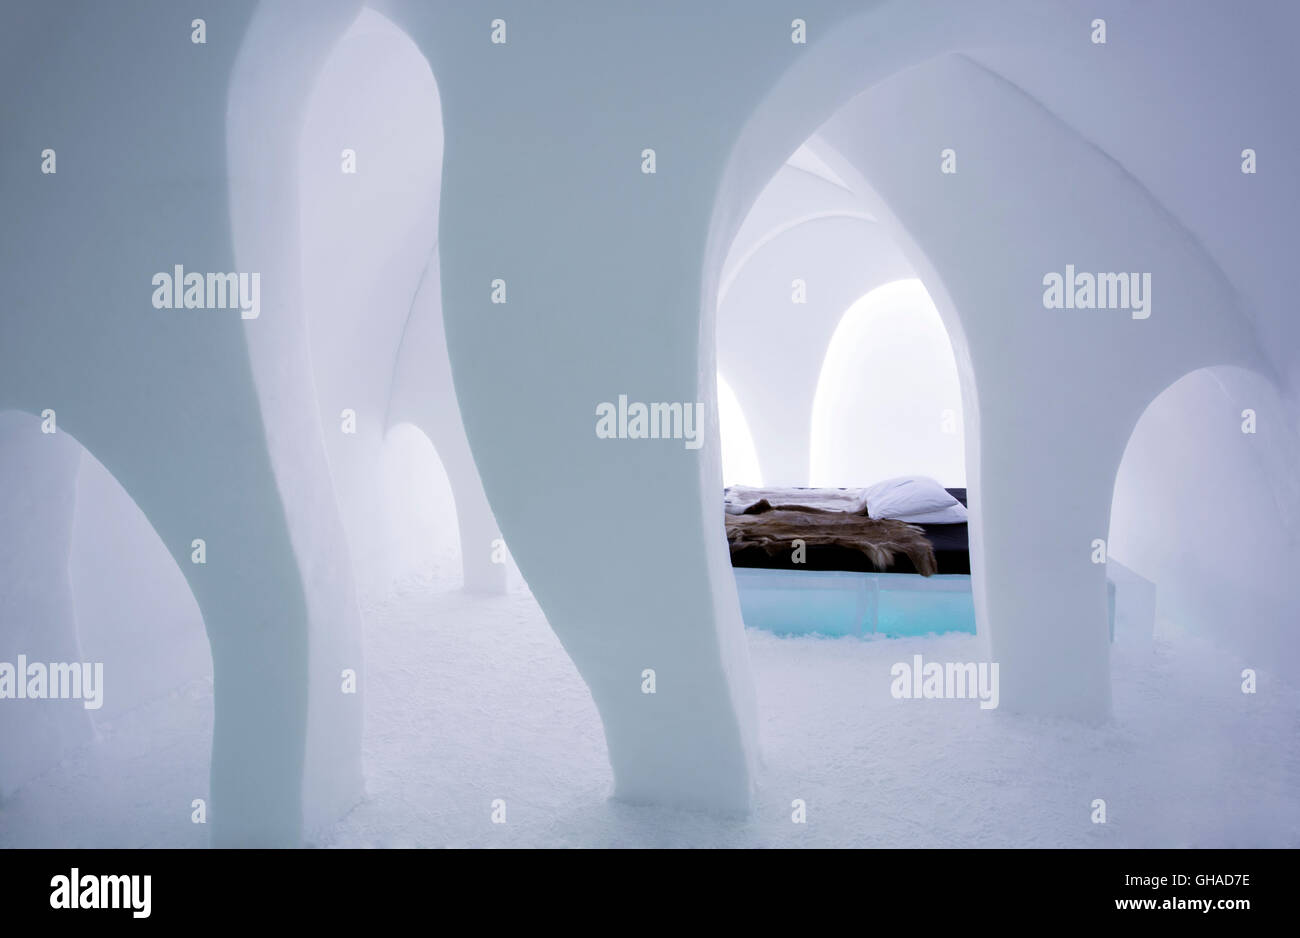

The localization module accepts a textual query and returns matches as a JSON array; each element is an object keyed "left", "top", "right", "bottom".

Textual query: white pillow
[
  {"left": 893, "top": 502, "right": 968, "bottom": 525},
  {"left": 864, "top": 476, "right": 961, "bottom": 521}
]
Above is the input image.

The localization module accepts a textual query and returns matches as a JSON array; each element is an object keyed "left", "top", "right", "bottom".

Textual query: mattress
[{"left": 727, "top": 487, "right": 970, "bottom": 576}]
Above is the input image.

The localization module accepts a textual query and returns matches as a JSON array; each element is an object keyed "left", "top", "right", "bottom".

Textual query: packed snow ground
[{"left": 3, "top": 572, "right": 1296, "bottom": 847}]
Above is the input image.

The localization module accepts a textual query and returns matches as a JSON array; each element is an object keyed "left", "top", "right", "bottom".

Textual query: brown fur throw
[{"left": 725, "top": 504, "right": 937, "bottom": 576}]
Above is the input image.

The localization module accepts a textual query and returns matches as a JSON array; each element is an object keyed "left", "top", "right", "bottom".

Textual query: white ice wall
[{"left": 965, "top": 0, "right": 1300, "bottom": 400}]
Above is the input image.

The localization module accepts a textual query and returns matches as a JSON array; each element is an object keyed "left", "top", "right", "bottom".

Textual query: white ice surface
[{"left": 3, "top": 575, "right": 1295, "bottom": 848}]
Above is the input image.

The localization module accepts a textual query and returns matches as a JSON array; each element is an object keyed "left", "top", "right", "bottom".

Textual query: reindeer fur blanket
[{"left": 724, "top": 492, "right": 937, "bottom": 576}]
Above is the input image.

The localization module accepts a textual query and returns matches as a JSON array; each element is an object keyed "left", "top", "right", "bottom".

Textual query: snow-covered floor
[{"left": 4, "top": 573, "right": 1297, "bottom": 848}]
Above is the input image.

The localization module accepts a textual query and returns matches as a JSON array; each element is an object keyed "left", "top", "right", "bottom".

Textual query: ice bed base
[{"left": 734, "top": 567, "right": 1138, "bottom": 640}]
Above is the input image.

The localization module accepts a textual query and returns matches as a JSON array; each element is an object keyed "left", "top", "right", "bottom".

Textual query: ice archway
[
  {"left": 1110, "top": 365, "right": 1300, "bottom": 672},
  {"left": 378, "top": 423, "right": 462, "bottom": 583},
  {"left": 400, "top": 0, "right": 1284, "bottom": 783},
  {"left": 720, "top": 40, "right": 1273, "bottom": 724},
  {"left": 810, "top": 279, "right": 965, "bottom": 487},
  {"left": 0, "top": 411, "right": 212, "bottom": 846},
  {"left": 297, "top": 7, "right": 506, "bottom": 597},
  {"left": 717, "top": 151, "right": 913, "bottom": 487}
]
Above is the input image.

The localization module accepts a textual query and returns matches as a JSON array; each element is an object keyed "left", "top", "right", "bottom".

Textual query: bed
[
  {"left": 725, "top": 485, "right": 1142, "bottom": 640},
  {"left": 728, "top": 486, "right": 974, "bottom": 576}
]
